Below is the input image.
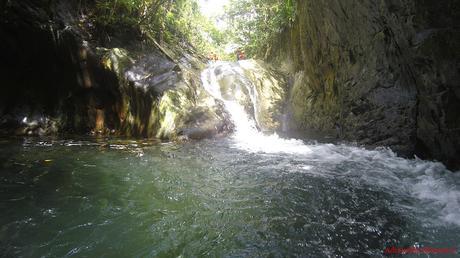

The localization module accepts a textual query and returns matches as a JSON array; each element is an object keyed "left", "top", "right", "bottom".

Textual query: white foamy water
[
  {"left": 201, "top": 61, "right": 460, "bottom": 227},
  {"left": 201, "top": 61, "right": 311, "bottom": 154}
]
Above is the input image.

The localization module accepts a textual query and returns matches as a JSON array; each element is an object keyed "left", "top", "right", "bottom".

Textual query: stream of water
[{"left": 0, "top": 61, "right": 459, "bottom": 257}]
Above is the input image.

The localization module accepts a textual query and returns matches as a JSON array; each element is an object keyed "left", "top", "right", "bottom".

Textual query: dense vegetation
[
  {"left": 90, "top": 0, "right": 226, "bottom": 55},
  {"left": 86, "top": 0, "right": 295, "bottom": 59},
  {"left": 223, "top": 0, "right": 296, "bottom": 58}
]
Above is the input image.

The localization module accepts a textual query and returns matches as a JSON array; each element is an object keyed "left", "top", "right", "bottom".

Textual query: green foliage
[
  {"left": 163, "top": 0, "right": 227, "bottom": 55},
  {"left": 91, "top": 0, "right": 225, "bottom": 56},
  {"left": 93, "top": 0, "right": 157, "bottom": 28},
  {"left": 89, "top": 0, "right": 294, "bottom": 59},
  {"left": 223, "top": 0, "right": 296, "bottom": 57}
]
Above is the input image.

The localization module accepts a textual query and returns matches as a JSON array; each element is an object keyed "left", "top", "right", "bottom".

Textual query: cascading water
[
  {"left": 201, "top": 61, "right": 312, "bottom": 154},
  {"left": 201, "top": 60, "right": 460, "bottom": 228}
]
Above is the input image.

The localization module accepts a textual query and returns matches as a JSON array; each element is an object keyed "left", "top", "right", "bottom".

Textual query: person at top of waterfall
[
  {"left": 208, "top": 52, "right": 216, "bottom": 62},
  {"left": 236, "top": 49, "right": 245, "bottom": 61},
  {"left": 207, "top": 52, "right": 218, "bottom": 62},
  {"left": 239, "top": 50, "right": 245, "bottom": 60}
]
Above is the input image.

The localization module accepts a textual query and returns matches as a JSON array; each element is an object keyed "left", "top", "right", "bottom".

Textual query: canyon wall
[
  {"left": 0, "top": 0, "right": 230, "bottom": 140},
  {"left": 267, "top": 0, "right": 460, "bottom": 169}
]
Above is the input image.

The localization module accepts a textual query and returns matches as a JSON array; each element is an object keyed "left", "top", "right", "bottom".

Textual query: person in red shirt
[
  {"left": 239, "top": 50, "right": 245, "bottom": 60},
  {"left": 236, "top": 49, "right": 246, "bottom": 61}
]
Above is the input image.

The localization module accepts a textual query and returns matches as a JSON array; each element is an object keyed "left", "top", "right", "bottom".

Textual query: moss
[
  {"left": 146, "top": 102, "right": 160, "bottom": 138},
  {"left": 156, "top": 85, "right": 194, "bottom": 139},
  {"left": 98, "top": 48, "right": 133, "bottom": 79}
]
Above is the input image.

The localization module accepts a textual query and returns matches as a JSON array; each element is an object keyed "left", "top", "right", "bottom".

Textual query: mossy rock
[
  {"left": 98, "top": 47, "right": 134, "bottom": 80},
  {"left": 239, "top": 60, "right": 288, "bottom": 132}
]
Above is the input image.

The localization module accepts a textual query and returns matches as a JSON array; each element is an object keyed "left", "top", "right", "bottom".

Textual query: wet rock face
[
  {"left": 268, "top": 0, "right": 460, "bottom": 169},
  {"left": 208, "top": 61, "right": 287, "bottom": 133},
  {"left": 0, "top": 0, "right": 88, "bottom": 134},
  {"left": 412, "top": 1, "right": 460, "bottom": 169},
  {"left": 238, "top": 61, "right": 288, "bottom": 132},
  {"left": 0, "top": 0, "right": 230, "bottom": 140}
]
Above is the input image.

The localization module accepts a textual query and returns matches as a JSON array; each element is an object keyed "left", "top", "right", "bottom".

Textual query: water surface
[{"left": 0, "top": 137, "right": 459, "bottom": 257}]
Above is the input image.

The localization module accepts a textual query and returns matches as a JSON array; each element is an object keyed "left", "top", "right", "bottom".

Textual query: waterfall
[
  {"left": 201, "top": 61, "right": 311, "bottom": 154},
  {"left": 201, "top": 61, "right": 460, "bottom": 227}
]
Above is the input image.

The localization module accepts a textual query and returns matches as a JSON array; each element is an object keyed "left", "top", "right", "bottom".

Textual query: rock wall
[
  {"left": 239, "top": 60, "right": 288, "bottom": 132},
  {"left": 204, "top": 60, "right": 287, "bottom": 132},
  {"left": 267, "top": 0, "right": 460, "bottom": 169},
  {"left": 0, "top": 0, "right": 231, "bottom": 140}
]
